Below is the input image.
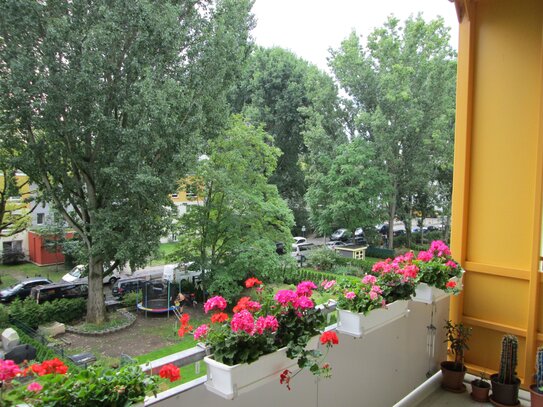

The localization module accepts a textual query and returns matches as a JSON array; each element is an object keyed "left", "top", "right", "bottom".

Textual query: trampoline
[{"left": 137, "top": 298, "right": 181, "bottom": 314}]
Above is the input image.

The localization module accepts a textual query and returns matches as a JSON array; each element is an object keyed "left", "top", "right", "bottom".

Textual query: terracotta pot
[
  {"left": 440, "top": 361, "right": 466, "bottom": 392},
  {"left": 471, "top": 379, "right": 490, "bottom": 402},
  {"left": 530, "top": 385, "right": 543, "bottom": 407},
  {"left": 490, "top": 373, "right": 520, "bottom": 406}
]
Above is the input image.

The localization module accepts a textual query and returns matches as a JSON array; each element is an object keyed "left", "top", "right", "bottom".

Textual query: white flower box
[
  {"left": 204, "top": 336, "right": 319, "bottom": 399},
  {"left": 412, "top": 271, "right": 464, "bottom": 304},
  {"left": 336, "top": 300, "right": 409, "bottom": 338},
  {"left": 411, "top": 283, "right": 449, "bottom": 304}
]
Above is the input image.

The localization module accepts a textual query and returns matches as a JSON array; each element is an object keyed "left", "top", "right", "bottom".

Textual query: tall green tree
[
  {"left": 230, "top": 47, "right": 342, "bottom": 233},
  {"left": 329, "top": 16, "right": 456, "bottom": 248},
  {"left": 0, "top": 0, "right": 254, "bottom": 323},
  {"left": 174, "top": 115, "right": 295, "bottom": 301},
  {"left": 305, "top": 137, "right": 388, "bottom": 237}
]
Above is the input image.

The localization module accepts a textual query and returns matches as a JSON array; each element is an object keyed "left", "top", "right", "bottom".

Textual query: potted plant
[
  {"left": 490, "top": 335, "right": 521, "bottom": 406},
  {"left": 441, "top": 319, "right": 472, "bottom": 392},
  {"left": 529, "top": 346, "right": 543, "bottom": 407},
  {"left": 412, "top": 240, "right": 464, "bottom": 304},
  {"left": 471, "top": 371, "right": 491, "bottom": 402},
  {"left": 185, "top": 278, "right": 339, "bottom": 399},
  {"left": 1, "top": 358, "right": 159, "bottom": 405}
]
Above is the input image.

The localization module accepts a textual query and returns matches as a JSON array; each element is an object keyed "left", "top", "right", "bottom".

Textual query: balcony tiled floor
[{"left": 417, "top": 381, "right": 531, "bottom": 407}]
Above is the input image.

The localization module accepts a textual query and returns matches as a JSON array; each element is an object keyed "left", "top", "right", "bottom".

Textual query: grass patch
[
  {"left": 0, "top": 262, "right": 68, "bottom": 288},
  {"left": 148, "top": 243, "right": 178, "bottom": 266},
  {"left": 71, "top": 311, "right": 130, "bottom": 333}
]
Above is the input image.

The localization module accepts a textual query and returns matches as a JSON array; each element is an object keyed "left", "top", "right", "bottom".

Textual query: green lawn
[
  {"left": 148, "top": 242, "right": 178, "bottom": 266},
  {"left": 0, "top": 263, "right": 69, "bottom": 288}
]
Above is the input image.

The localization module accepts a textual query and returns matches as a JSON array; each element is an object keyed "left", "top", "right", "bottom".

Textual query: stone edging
[{"left": 66, "top": 310, "right": 136, "bottom": 336}]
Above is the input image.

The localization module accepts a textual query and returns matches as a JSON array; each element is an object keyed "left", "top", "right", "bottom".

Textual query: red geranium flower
[
  {"left": 320, "top": 331, "right": 339, "bottom": 346},
  {"left": 446, "top": 280, "right": 457, "bottom": 289},
  {"left": 245, "top": 277, "right": 263, "bottom": 288},
  {"left": 211, "top": 312, "right": 229, "bottom": 324},
  {"left": 279, "top": 369, "right": 292, "bottom": 390},
  {"left": 159, "top": 363, "right": 181, "bottom": 382}
]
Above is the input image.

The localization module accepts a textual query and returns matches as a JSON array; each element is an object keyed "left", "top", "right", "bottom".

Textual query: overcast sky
[{"left": 251, "top": 0, "right": 459, "bottom": 72}]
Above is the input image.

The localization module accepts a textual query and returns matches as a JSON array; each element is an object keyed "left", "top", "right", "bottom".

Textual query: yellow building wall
[
  {"left": 0, "top": 172, "right": 33, "bottom": 209},
  {"left": 451, "top": 0, "right": 543, "bottom": 386}
]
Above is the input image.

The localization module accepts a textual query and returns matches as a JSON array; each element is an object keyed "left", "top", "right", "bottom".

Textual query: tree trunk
[
  {"left": 86, "top": 256, "right": 106, "bottom": 324},
  {"left": 388, "top": 201, "right": 396, "bottom": 250}
]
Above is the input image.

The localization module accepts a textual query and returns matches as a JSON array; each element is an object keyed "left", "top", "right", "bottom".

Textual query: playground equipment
[{"left": 136, "top": 271, "right": 203, "bottom": 318}]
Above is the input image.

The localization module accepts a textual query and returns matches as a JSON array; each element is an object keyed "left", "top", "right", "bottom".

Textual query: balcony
[{"left": 140, "top": 299, "right": 451, "bottom": 407}]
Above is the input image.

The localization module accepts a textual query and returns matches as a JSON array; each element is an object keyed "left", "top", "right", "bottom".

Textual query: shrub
[
  {"left": 365, "top": 246, "right": 395, "bottom": 259},
  {"left": 9, "top": 298, "right": 86, "bottom": 329},
  {"left": 0, "top": 304, "right": 10, "bottom": 329},
  {"left": 334, "top": 257, "right": 375, "bottom": 274},
  {"left": 307, "top": 249, "right": 342, "bottom": 272},
  {"left": 121, "top": 292, "right": 140, "bottom": 309},
  {"left": 332, "top": 266, "right": 360, "bottom": 276}
]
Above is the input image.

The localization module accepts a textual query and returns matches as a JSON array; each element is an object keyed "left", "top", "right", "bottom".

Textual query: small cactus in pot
[
  {"left": 530, "top": 346, "right": 543, "bottom": 406},
  {"left": 491, "top": 335, "right": 520, "bottom": 405}
]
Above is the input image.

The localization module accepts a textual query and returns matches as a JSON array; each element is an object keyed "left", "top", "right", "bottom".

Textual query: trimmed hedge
[
  {"left": 294, "top": 268, "right": 359, "bottom": 284},
  {"left": 9, "top": 298, "right": 86, "bottom": 330},
  {"left": 365, "top": 246, "right": 395, "bottom": 259}
]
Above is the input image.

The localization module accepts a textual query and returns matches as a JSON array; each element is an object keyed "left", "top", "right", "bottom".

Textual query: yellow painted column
[{"left": 450, "top": 0, "right": 543, "bottom": 386}]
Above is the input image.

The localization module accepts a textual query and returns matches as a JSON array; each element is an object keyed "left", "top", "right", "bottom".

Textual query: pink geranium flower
[
  {"left": 345, "top": 291, "right": 356, "bottom": 300},
  {"left": 274, "top": 289, "right": 298, "bottom": 306},
  {"left": 27, "top": 382, "right": 43, "bottom": 393},
  {"left": 203, "top": 296, "right": 227, "bottom": 313},
  {"left": 231, "top": 310, "right": 255, "bottom": 335},
  {"left": 193, "top": 324, "right": 209, "bottom": 340}
]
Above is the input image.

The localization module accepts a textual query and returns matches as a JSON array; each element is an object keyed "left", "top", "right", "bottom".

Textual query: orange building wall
[{"left": 28, "top": 231, "right": 72, "bottom": 266}]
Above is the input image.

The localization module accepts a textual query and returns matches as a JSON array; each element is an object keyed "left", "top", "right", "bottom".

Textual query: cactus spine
[
  {"left": 536, "top": 346, "right": 543, "bottom": 390},
  {"left": 498, "top": 335, "right": 518, "bottom": 384}
]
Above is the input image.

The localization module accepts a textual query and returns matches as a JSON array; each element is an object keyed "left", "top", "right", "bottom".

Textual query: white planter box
[
  {"left": 204, "top": 336, "right": 319, "bottom": 399},
  {"left": 411, "top": 283, "right": 449, "bottom": 304},
  {"left": 336, "top": 300, "right": 409, "bottom": 338},
  {"left": 412, "top": 272, "right": 464, "bottom": 304}
]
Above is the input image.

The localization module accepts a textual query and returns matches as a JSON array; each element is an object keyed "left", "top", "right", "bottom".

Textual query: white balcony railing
[{"left": 141, "top": 299, "right": 450, "bottom": 407}]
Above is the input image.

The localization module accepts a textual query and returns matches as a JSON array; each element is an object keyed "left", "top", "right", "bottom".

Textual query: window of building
[
  {"left": 186, "top": 185, "right": 197, "bottom": 199},
  {"left": 36, "top": 213, "right": 45, "bottom": 225},
  {"left": 171, "top": 193, "right": 179, "bottom": 198}
]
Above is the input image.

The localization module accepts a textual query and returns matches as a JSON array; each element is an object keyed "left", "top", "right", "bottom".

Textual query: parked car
[
  {"left": 292, "top": 236, "right": 307, "bottom": 249},
  {"left": 0, "top": 277, "right": 53, "bottom": 303},
  {"left": 330, "top": 228, "right": 351, "bottom": 242},
  {"left": 377, "top": 223, "right": 406, "bottom": 237},
  {"left": 112, "top": 277, "right": 145, "bottom": 298},
  {"left": 61, "top": 264, "right": 121, "bottom": 285},
  {"left": 412, "top": 226, "right": 429, "bottom": 233},
  {"left": 30, "top": 281, "right": 88, "bottom": 304},
  {"left": 291, "top": 242, "right": 317, "bottom": 262},
  {"left": 275, "top": 242, "right": 286, "bottom": 255},
  {"left": 353, "top": 227, "right": 367, "bottom": 244},
  {"left": 326, "top": 241, "right": 349, "bottom": 250}
]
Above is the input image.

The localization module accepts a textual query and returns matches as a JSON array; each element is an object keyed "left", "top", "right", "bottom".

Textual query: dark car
[
  {"left": 330, "top": 228, "right": 351, "bottom": 242},
  {"left": 112, "top": 277, "right": 145, "bottom": 298},
  {"left": 0, "top": 277, "right": 53, "bottom": 303},
  {"left": 275, "top": 242, "right": 286, "bottom": 255},
  {"left": 30, "top": 281, "right": 88, "bottom": 304}
]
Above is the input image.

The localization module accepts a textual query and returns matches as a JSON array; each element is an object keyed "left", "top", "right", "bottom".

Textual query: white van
[{"left": 61, "top": 264, "right": 121, "bottom": 285}]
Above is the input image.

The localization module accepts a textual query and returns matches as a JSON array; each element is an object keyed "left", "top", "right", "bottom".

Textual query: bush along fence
[
  {"left": 10, "top": 321, "right": 80, "bottom": 372},
  {"left": 9, "top": 298, "right": 86, "bottom": 330},
  {"left": 365, "top": 246, "right": 395, "bottom": 259}
]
